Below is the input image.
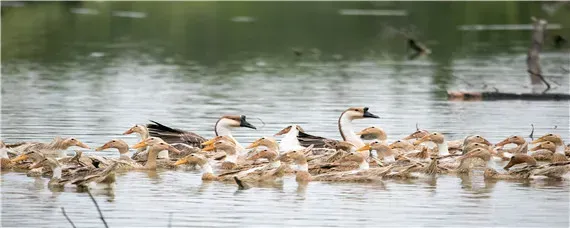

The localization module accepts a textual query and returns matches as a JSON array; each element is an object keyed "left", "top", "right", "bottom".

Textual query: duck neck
[
  {"left": 119, "top": 154, "right": 132, "bottom": 161},
  {"left": 145, "top": 149, "right": 158, "bottom": 169},
  {"left": 215, "top": 122, "right": 245, "bottom": 154},
  {"left": 0, "top": 148, "right": 8, "bottom": 159},
  {"left": 224, "top": 151, "right": 238, "bottom": 164},
  {"left": 555, "top": 144, "right": 565, "bottom": 154},
  {"left": 52, "top": 166, "right": 62, "bottom": 179},
  {"left": 358, "top": 159, "right": 370, "bottom": 170},
  {"left": 201, "top": 161, "right": 214, "bottom": 174},
  {"left": 438, "top": 141, "right": 449, "bottom": 156},
  {"left": 295, "top": 161, "right": 309, "bottom": 172},
  {"left": 281, "top": 126, "right": 302, "bottom": 151},
  {"left": 157, "top": 150, "right": 169, "bottom": 160},
  {"left": 139, "top": 129, "right": 149, "bottom": 140},
  {"left": 338, "top": 113, "right": 364, "bottom": 148}
]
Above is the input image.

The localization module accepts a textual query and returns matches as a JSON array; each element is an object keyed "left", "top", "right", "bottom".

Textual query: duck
[
  {"left": 131, "top": 139, "right": 182, "bottom": 170},
  {"left": 174, "top": 153, "right": 270, "bottom": 182},
  {"left": 70, "top": 162, "right": 119, "bottom": 190},
  {"left": 356, "top": 126, "right": 387, "bottom": 143},
  {"left": 246, "top": 137, "right": 279, "bottom": 152},
  {"left": 274, "top": 125, "right": 306, "bottom": 152},
  {"left": 461, "top": 135, "right": 493, "bottom": 154},
  {"left": 202, "top": 137, "right": 242, "bottom": 170},
  {"left": 488, "top": 154, "right": 570, "bottom": 180},
  {"left": 495, "top": 135, "right": 528, "bottom": 154},
  {"left": 280, "top": 149, "right": 394, "bottom": 182},
  {"left": 356, "top": 141, "right": 396, "bottom": 165},
  {"left": 1, "top": 141, "right": 13, "bottom": 170},
  {"left": 296, "top": 107, "right": 379, "bottom": 150},
  {"left": 9, "top": 137, "right": 90, "bottom": 158},
  {"left": 530, "top": 141, "right": 556, "bottom": 161},
  {"left": 531, "top": 133, "right": 567, "bottom": 162},
  {"left": 123, "top": 124, "right": 151, "bottom": 157},
  {"left": 95, "top": 139, "right": 143, "bottom": 170},
  {"left": 147, "top": 115, "right": 256, "bottom": 155},
  {"left": 29, "top": 157, "right": 71, "bottom": 188}
]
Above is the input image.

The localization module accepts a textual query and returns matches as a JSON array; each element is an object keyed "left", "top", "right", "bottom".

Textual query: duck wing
[
  {"left": 147, "top": 120, "right": 207, "bottom": 148},
  {"left": 297, "top": 131, "right": 338, "bottom": 149}
]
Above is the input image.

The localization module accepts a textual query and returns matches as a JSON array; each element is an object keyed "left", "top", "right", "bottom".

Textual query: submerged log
[{"left": 447, "top": 91, "right": 570, "bottom": 101}]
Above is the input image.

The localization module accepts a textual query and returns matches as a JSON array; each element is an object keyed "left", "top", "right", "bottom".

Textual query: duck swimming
[
  {"left": 131, "top": 139, "right": 181, "bottom": 170},
  {"left": 531, "top": 133, "right": 567, "bottom": 163},
  {"left": 296, "top": 107, "right": 379, "bottom": 150},
  {"left": 10, "top": 137, "right": 90, "bottom": 158},
  {"left": 1, "top": 141, "right": 13, "bottom": 170},
  {"left": 202, "top": 137, "right": 242, "bottom": 170},
  {"left": 148, "top": 115, "right": 256, "bottom": 155},
  {"left": 274, "top": 125, "right": 306, "bottom": 152},
  {"left": 530, "top": 141, "right": 556, "bottom": 161},
  {"left": 356, "top": 126, "right": 387, "bottom": 143},
  {"left": 495, "top": 135, "right": 528, "bottom": 154}
]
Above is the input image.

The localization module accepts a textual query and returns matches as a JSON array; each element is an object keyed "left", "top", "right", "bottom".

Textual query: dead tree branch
[
  {"left": 87, "top": 190, "right": 109, "bottom": 228},
  {"left": 61, "top": 207, "right": 77, "bottom": 228}
]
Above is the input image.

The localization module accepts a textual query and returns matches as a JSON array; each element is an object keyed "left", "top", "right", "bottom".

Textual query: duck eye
[
  {"left": 548, "top": 134, "right": 553, "bottom": 136},
  {"left": 71, "top": 138, "right": 76, "bottom": 141},
  {"left": 433, "top": 133, "right": 437, "bottom": 135},
  {"left": 112, "top": 140, "right": 116, "bottom": 142}
]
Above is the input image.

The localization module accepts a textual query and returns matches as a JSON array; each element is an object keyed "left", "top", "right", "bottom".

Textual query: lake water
[{"left": 1, "top": 1, "right": 569, "bottom": 227}]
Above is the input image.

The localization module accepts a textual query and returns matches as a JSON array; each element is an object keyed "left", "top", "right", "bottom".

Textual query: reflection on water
[{"left": 2, "top": 1, "right": 570, "bottom": 227}]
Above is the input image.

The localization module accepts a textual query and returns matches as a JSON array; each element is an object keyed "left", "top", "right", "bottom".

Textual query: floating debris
[
  {"left": 458, "top": 24, "right": 562, "bottom": 31},
  {"left": 70, "top": 8, "right": 99, "bottom": 15},
  {"left": 339, "top": 9, "right": 407, "bottom": 16},
  {"left": 231, "top": 16, "right": 256, "bottom": 23},
  {"left": 112, "top": 11, "right": 147, "bottom": 19},
  {"left": 89, "top": 52, "right": 105, "bottom": 58}
]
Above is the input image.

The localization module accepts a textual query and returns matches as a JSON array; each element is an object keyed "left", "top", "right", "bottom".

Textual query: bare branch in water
[
  {"left": 528, "top": 70, "right": 552, "bottom": 94},
  {"left": 87, "top": 190, "right": 109, "bottom": 228},
  {"left": 529, "top": 124, "right": 535, "bottom": 140},
  {"left": 61, "top": 207, "right": 77, "bottom": 228},
  {"left": 415, "top": 123, "right": 419, "bottom": 131}
]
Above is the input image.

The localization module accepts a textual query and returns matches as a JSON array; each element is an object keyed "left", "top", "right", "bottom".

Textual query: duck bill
[
  {"left": 201, "top": 138, "right": 217, "bottom": 146},
  {"left": 495, "top": 138, "right": 510, "bottom": 147},
  {"left": 414, "top": 135, "right": 431, "bottom": 146},
  {"left": 240, "top": 117, "right": 257, "bottom": 130},
  {"left": 274, "top": 126, "right": 291, "bottom": 136},
  {"left": 246, "top": 140, "right": 260, "bottom": 149},
  {"left": 356, "top": 144, "right": 371, "bottom": 152},
  {"left": 95, "top": 143, "right": 110, "bottom": 151},
  {"left": 11, "top": 154, "right": 29, "bottom": 163},
  {"left": 202, "top": 144, "right": 216, "bottom": 152},
  {"left": 132, "top": 141, "right": 148, "bottom": 149},
  {"left": 362, "top": 110, "right": 379, "bottom": 119},
  {"left": 122, "top": 128, "right": 135, "bottom": 135},
  {"left": 481, "top": 138, "right": 492, "bottom": 146},
  {"left": 529, "top": 145, "right": 540, "bottom": 151},
  {"left": 531, "top": 137, "right": 546, "bottom": 144},
  {"left": 76, "top": 141, "right": 90, "bottom": 149},
  {"left": 173, "top": 158, "right": 188, "bottom": 166},
  {"left": 167, "top": 145, "right": 181, "bottom": 154}
]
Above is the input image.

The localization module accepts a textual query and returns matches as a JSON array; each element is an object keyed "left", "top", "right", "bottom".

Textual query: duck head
[
  {"left": 496, "top": 135, "right": 526, "bottom": 147},
  {"left": 62, "top": 137, "right": 90, "bottom": 149},
  {"left": 356, "top": 126, "right": 387, "bottom": 141},
  {"left": 342, "top": 107, "right": 379, "bottom": 120},
  {"left": 96, "top": 139, "right": 129, "bottom": 153},
  {"left": 274, "top": 125, "right": 304, "bottom": 136},
  {"left": 504, "top": 154, "right": 537, "bottom": 170},
  {"left": 414, "top": 132, "right": 445, "bottom": 145}
]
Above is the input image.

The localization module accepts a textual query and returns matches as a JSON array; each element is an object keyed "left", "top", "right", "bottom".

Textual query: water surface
[{"left": 2, "top": 2, "right": 569, "bottom": 227}]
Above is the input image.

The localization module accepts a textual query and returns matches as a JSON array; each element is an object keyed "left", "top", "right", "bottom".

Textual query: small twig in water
[
  {"left": 554, "top": 125, "right": 558, "bottom": 129},
  {"left": 528, "top": 70, "right": 551, "bottom": 94},
  {"left": 529, "top": 124, "right": 535, "bottom": 140},
  {"left": 254, "top": 117, "right": 266, "bottom": 129},
  {"left": 87, "top": 190, "right": 109, "bottom": 228},
  {"left": 168, "top": 212, "right": 173, "bottom": 228},
  {"left": 415, "top": 123, "right": 419, "bottom": 131},
  {"left": 61, "top": 207, "right": 77, "bottom": 228}
]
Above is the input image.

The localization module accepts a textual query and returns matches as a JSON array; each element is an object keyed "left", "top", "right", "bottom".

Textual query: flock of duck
[{"left": 1, "top": 107, "right": 569, "bottom": 190}]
